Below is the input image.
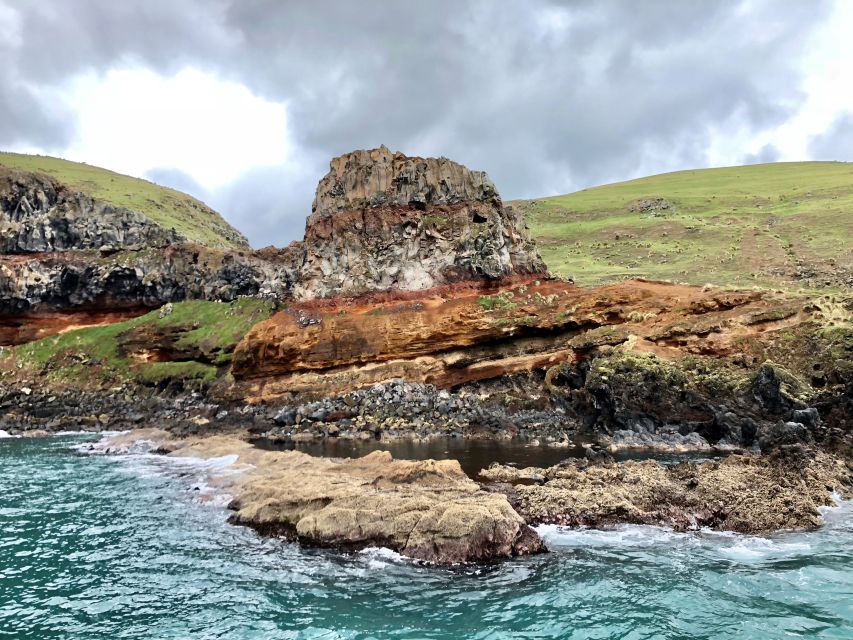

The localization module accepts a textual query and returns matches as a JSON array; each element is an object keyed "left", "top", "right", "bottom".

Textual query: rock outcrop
[
  {"left": 0, "top": 245, "right": 295, "bottom": 317},
  {"left": 0, "top": 165, "right": 289, "bottom": 330},
  {"left": 91, "top": 430, "right": 545, "bottom": 564},
  {"left": 294, "top": 146, "right": 545, "bottom": 298},
  {"left": 481, "top": 449, "right": 851, "bottom": 533},
  {"left": 0, "top": 147, "right": 546, "bottom": 327},
  {"left": 1, "top": 168, "right": 184, "bottom": 252},
  {"left": 231, "top": 279, "right": 790, "bottom": 396}
]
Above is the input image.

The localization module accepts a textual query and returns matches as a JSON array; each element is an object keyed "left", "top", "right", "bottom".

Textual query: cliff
[
  {"left": 2, "top": 150, "right": 851, "bottom": 564},
  {"left": 294, "top": 146, "right": 545, "bottom": 298},
  {"left": 0, "top": 157, "right": 296, "bottom": 329},
  {"left": 0, "top": 147, "right": 545, "bottom": 325},
  {"left": 1, "top": 149, "right": 850, "bottom": 459}
]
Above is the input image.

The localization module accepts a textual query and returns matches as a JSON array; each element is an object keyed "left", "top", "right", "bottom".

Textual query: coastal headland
[{"left": 1, "top": 148, "right": 850, "bottom": 563}]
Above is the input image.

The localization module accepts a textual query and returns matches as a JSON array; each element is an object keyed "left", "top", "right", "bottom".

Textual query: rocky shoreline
[
  {"left": 4, "top": 337, "right": 849, "bottom": 456},
  {"left": 2, "top": 146, "right": 851, "bottom": 565},
  {"left": 72, "top": 428, "right": 852, "bottom": 565}
]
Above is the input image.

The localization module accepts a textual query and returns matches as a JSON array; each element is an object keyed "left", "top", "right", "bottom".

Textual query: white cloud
[
  {"left": 51, "top": 66, "right": 290, "bottom": 188},
  {"left": 738, "top": 0, "right": 853, "bottom": 162}
]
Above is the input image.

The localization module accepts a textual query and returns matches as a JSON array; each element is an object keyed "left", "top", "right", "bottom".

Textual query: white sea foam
[
  {"left": 0, "top": 429, "right": 20, "bottom": 439},
  {"left": 536, "top": 520, "right": 843, "bottom": 563},
  {"left": 168, "top": 453, "right": 242, "bottom": 472},
  {"left": 818, "top": 495, "right": 853, "bottom": 526},
  {"left": 73, "top": 432, "right": 250, "bottom": 515},
  {"left": 359, "top": 546, "right": 408, "bottom": 569},
  {"left": 536, "top": 523, "right": 685, "bottom": 549},
  {"left": 712, "top": 535, "right": 812, "bottom": 561}
]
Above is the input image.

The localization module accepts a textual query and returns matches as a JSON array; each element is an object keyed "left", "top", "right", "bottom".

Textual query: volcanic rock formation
[
  {"left": 294, "top": 146, "right": 545, "bottom": 298},
  {"left": 0, "top": 167, "right": 184, "bottom": 253},
  {"left": 0, "top": 147, "right": 545, "bottom": 327}
]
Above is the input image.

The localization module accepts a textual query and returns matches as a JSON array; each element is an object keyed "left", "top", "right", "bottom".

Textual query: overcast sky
[{"left": 1, "top": 0, "right": 852, "bottom": 247}]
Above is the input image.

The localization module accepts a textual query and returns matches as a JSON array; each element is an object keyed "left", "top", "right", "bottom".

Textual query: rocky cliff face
[
  {"left": 0, "top": 166, "right": 301, "bottom": 330},
  {"left": 0, "top": 147, "right": 547, "bottom": 326},
  {"left": 0, "top": 168, "right": 183, "bottom": 252},
  {"left": 0, "top": 246, "right": 294, "bottom": 316},
  {"left": 294, "top": 146, "right": 545, "bottom": 298}
]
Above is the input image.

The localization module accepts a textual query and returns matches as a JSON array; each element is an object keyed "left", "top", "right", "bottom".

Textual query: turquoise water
[{"left": 2, "top": 435, "right": 852, "bottom": 639}]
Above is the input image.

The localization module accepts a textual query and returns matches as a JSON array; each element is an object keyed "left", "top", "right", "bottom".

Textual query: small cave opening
[{"left": 472, "top": 212, "right": 488, "bottom": 224}]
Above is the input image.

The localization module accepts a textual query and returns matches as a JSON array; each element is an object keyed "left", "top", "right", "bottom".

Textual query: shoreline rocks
[
  {"left": 88, "top": 430, "right": 545, "bottom": 564},
  {"left": 481, "top": 448, "right": 852, "bottom": 534},
  {"left": 80, "top": 429, "right": 852, "bottom": 565}
]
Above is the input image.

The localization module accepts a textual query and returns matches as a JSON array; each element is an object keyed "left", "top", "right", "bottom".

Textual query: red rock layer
[{"left": 231, "top": 279, "right": 805, "bottom": 401}]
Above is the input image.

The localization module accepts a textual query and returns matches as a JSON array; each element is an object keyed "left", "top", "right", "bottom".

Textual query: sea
[{"left": 2, "top": 434, "right": 851, "bottom": 639}]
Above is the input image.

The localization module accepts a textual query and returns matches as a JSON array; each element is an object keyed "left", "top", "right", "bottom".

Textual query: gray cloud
[
  {"left": 208, "top": 162, "right": 323, "bottom": 249},
  {"left": 744, "top": 143, "right": 781, "bottom": 165},
  {"left": 809, "top": 113, "right": 853, "bottom": 161},
  {"left": 144, "top": 167, "right": 207, "bottom": 199},
  {"left": 0, "top": 0, "right": 834, "bottom": 246}
]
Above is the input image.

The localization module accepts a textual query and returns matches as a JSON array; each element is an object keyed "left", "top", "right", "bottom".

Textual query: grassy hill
[
  {"left": 514, "top": 162, "right": 853, "bottom": 291},
  {"left": 0, "top": 152, "right": 248, "bottom": 250}
]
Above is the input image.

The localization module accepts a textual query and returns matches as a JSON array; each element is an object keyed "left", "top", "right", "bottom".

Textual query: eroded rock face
[
  {"left": 0, "top": 246, "right": 294, "bottom": 317},
  {"left": 0, "top": 168, "right": 183, "bottom": 253},
  {"left": 294, "top": 146, "right": 545, "bottom": 298}
]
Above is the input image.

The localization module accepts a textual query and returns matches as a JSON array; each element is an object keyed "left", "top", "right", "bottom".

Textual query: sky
[{"left": 1, "top": 0, "right": 852, "bottom": 248}]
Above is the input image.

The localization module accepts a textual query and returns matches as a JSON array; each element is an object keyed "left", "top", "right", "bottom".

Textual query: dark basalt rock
[{"left": 0, "top": 168, "right": 182, "bottom": 253}]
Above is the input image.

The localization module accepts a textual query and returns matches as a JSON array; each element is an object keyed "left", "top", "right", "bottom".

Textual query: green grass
[
  {"left": 478, "top": 291, "right": 517, "bottom": 311},
  {"left": 513, "top": 161, "right": 853, "bottom": 291},
  {"left": 4, "top": 299, "right": 273, "bottom": 386},
  {"left": 0, "top": 152, "right": 248, "bottom": 250}
]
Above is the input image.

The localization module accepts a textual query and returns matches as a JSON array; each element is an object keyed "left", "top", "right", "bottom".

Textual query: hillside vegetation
[
  {"left": 0, "top": 152, "right": 248, "bottom": 250},
  {"left": 514, "top": 162, "right": 853, "bottom": 291},
  {"left": 1, "top": 299, "right": 274, "bottom": 388}
]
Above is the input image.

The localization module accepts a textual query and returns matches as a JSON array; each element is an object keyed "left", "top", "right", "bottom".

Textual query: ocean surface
[{"left": 2, "top": 434, "right": 852, "bottom": 639}]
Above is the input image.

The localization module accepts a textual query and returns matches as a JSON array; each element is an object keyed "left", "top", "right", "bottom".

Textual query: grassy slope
[
  {"left": 0, "top": 152, "right": 248, "bottom": 250},
  {"left": 2, "top": 299, "right": 274, "bottom": 387},
  {"left": 514, "top": 162, "right": 853, "bottom": 291}
]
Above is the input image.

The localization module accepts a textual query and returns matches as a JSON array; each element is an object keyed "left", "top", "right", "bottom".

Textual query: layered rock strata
[
  {"left": 293, "top": 146, "right": 545, "bottom": 298},
  {"left": 232, "top": 279, "right": 796, "bottom": 395},
  {"left": 1, "top": 147, "right": 546, "bottom": 332},
  {"left": 229, "top": 279, "right": 851, "bottom": 453}
]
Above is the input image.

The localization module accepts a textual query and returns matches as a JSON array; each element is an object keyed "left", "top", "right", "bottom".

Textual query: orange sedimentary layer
[{"left": 231, "top": 279, "right": 805, "bottom": 400}]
